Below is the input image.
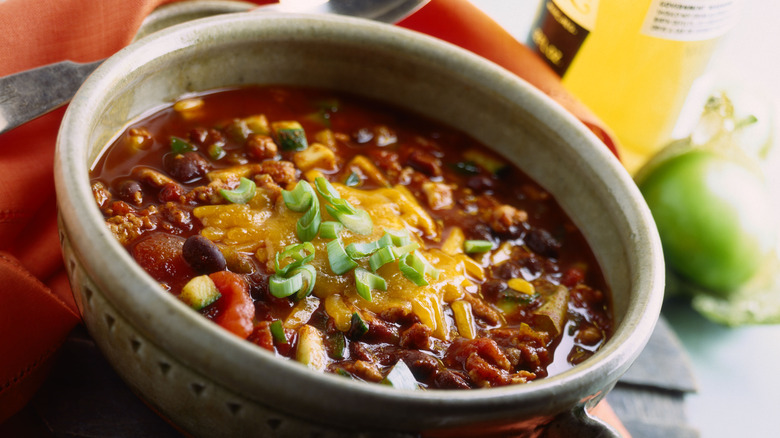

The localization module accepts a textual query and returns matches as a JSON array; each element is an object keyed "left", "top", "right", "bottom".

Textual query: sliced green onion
[
  {"left": 170, "top": 136, "right": 195, "bottom": 154},
  {"left": 269, "top": 272, "right": 303, "bottom": 298},
  {"left": 326, "top": 205, "right": 373, "bottom": 236},
  {"left": 376, "top": 233, "right": 394, "bottom": 248},
  {"left": 354, "top": 267, "right": 386, "bottom": 302},
  {"left": 319, "top": 221, "right": 343, "bottom": 239},
  {"left": 282, "top": 180, "right": 315, "bottom": 212},
  {"left": 369, "top": 246, "right": 397, "bottom": 272},
  {"left": 314, "top": 177, "right": 373, "bottom": 236},
  {"left": 391, "top": 242, "right": 420, "bottom": 259},
  {"left": 349, "top": 312, "right": 369, "bottom": 338},
  {"left": 399, "top": 251, "right": 439, "bottom": 286},
  {"left": 346, "top": 240, "right": 380, "bottom": 259},
  {"left": 464, "top": 239, "right": 494, "bottom": 253},
  {"left": 344, "top": 172, "right": 361, "bottom": 187},
  {"left": 297, "top": 199, "right": 321, "bottom": 242},
  {"left": 282, "top": 181, "right": 321, "bottom": 242},
  {"left": 381, "top": 360, "right": 419, "bottom": 390},
  {"left": 219, "top": 177, "right": 256, "bottom": 204},
  {"left": 314, "top": 176, "right": 342, "bottom": 201},
  {"left": 291, "top": 264, "right": 317, "bottom": 299},
  {"left": 275, "top": 242, "right": 315, "bottom": 276},
  {"left": 326, "top": 238, "right": 358, "bottom": 275},
  {"left": 385, "top": 228, "right": 412, "bottom": 246},
  {"left": 270, "top": 320, "right": 288, "bottom": 344}
]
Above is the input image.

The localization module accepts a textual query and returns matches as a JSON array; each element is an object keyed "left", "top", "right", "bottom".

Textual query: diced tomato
[
  {"left": 561, "top": 266, "right": 585, "bottom": 288},
  {"left": 130, "top": 232, "right": 195, "bottom": 288},
  {"left": 209, "top": 271, "right": 254, "bottom": 339}
]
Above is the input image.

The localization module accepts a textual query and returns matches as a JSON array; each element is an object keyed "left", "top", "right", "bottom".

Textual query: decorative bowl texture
[{"left": 54, "top": 11, "right": 664, "bottom": 438}]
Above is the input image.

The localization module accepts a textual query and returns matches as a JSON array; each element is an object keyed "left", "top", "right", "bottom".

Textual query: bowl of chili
[{"left": 54, "top": 11, "right": 664, "bottom": 438}]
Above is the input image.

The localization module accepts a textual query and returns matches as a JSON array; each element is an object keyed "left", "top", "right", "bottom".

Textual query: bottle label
[
  {"left": 528, "top": 0, "right": 600, "bottom": 76},
  {"left": 641, "top": 0, "right": 740, "bottom": 41}
]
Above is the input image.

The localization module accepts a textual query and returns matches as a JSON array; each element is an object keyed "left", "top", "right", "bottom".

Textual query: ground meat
[
  {"left": 92, "top": 181, "right": 112, "bottom": 209},
  {"left": 259, "top": 160, "right": 298, "bottom": 187},
  {"left": 246, "top": 134, "right": 279, "bottom": 161},
  {"left": 106, "top": 212, "right": 157, "bottom": 245},
  {"left": 399, "top": 323, "right": 432, "bottom": 350}
]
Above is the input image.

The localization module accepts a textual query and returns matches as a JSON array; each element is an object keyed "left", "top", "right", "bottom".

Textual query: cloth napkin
[{"left": 0, "top": 0, "right": 625, "bottom": 434}]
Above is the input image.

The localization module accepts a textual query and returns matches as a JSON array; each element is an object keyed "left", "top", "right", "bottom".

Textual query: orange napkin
[{"left": 0, "top": 0, "right": 623, "bottom": 433}]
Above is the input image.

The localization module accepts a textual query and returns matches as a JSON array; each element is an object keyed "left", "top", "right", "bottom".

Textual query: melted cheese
[{"left": 194, "top": 182, "right": 475, "bottom": 339}]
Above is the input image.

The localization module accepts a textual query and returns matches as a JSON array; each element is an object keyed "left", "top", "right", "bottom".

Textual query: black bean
[
  {"left": 182, "top": 235, "right": 227, "bottom": 274},
  {"left": 524, "top": 228, "right": 561, "bottom": 258}
]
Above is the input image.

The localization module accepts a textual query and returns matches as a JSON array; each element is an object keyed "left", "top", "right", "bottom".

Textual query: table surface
[{"left": 472, "top": 1, "right": 780, "bottom": 437}]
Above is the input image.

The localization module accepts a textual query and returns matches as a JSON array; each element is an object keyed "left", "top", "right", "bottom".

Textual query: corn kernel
[{"left": 507, "top": 278, "right": 535, "bottom": 295}]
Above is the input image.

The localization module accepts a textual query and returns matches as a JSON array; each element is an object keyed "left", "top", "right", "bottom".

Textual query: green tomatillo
[{"left": 635, "top": 93, "right": 778, "bottom": 296}]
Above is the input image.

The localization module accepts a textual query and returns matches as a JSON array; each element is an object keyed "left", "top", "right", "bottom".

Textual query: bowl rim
[{"left": 54, "top": 11, "right": 664, "bottom": 429}]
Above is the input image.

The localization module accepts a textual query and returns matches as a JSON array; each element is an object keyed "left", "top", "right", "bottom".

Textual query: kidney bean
[
  {"left": 182, "top": 235, "right": 227, "bottom": 274},
  {"left": 117, "top": 180, "right": 144, "bottom": 205},
  {"left": 165, "top": 151, "right": 211, "bottom": 183}
]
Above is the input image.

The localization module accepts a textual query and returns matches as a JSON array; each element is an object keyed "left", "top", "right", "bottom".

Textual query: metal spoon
[{"left": 0, "top": 0, "right": 428, "bottom": 135}]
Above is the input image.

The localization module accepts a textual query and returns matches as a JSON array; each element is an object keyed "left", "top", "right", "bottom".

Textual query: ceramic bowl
[{"left": 54, "top": 11, "right": 664, "bottom": 438}]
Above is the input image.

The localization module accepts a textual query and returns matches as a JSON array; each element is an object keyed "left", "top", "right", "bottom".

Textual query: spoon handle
[{"left": 0, "top": 60, "right": 103, "bottom": 134}]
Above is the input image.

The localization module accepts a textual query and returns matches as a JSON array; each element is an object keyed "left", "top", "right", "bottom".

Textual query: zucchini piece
[
  {"left": 272, "top": 120, "right": 308, "bottom": 151},
  {"left": 462, "top": 149, "right": 506, "bottom": 174},
  {"left": 348, "top": 312, "right": 369, "bottom": 339},
  {"left": 296, "top": 324, "right": 327, "bottom": 371},
  {"left": 179, "top": 275, "right": 221, "bottom": 310},
  {"left": 381, "top": 360, "right": 419, "bottom": 390}
]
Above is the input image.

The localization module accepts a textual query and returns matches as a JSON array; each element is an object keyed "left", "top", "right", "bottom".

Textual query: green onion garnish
[
  {"left": 326, "top": 238, "right": 358, "bottom": 275},
  {"left": 275, "top": 242, "right": 315, "bottom": 277},
  {"left": 297, "top": 200, "right": 321, "bottom": 242},
  {"left": 314, "top": 177, "right": 373, "bottom": 235},
  {"left": 385, "top": 228, "right": 412, "bottom": 246},
  {"left": 391, "top": 242, "right": 420, "bottom": 259},
  {"left": 269, "top": 271, "right": 304, "bottom": 298},
  {"left": 464, "top": 239, "right": 494, "bottom": 253},
  {"left": 345, "top": 240, "right": 381, "bottom": 259},
  {"left": 291, "top": 264, "right": 317, "bottom": 299},
  {"left": 319, "top": 221, "right": 343, "bottom": 239},
  {"left": 270, "top": 320, "right": 288, "bottom": 344},
  {"left": 369, "top": 246, "right": 396, "bottom": 272},
  {"left": 354, "top": 267, "right": 386, "bottom": 302},
  {"left": 268, "top": 264, "right": 316, "bottom": 299},
  {"left": 170, "top": 136, "right": 195, "bottom": 154},
  {"left": 219, "top": 177, "right": 256, "bottom": 204},
  {"left": 282, "top": 181, "right": 321, "bottom": 242},
  {"left": 282, "top": 180, "right": 315, "bottom": 212},
  {"left": 314, "top": 176, "right": 342, "bottom": 200},
  {"left": 326, "top": 206, "right": 373, "bottom": 236},
  {"left": 399, "top": 251, "right": 440, "bottom": 286},
  {"left": 270, "top": 244, "right": 317, "bottom": 299}
]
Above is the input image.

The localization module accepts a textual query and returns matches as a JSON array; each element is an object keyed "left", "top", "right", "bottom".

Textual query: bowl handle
[{"left": 543, "top": 405, "right": 622, "bottom": 438}]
